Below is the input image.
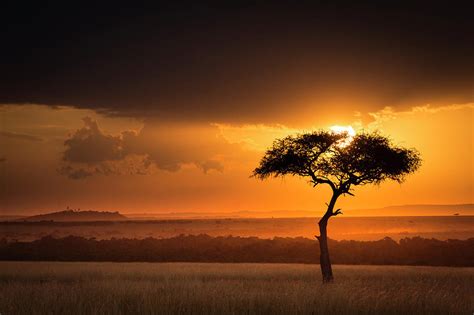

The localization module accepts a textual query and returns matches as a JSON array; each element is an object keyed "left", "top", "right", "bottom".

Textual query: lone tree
[{"left": 253, "top": 130, "right": 421, "bottom": 283}]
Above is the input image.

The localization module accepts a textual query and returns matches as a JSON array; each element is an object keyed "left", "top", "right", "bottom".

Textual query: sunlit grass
[{"left": 0, "top": 262, "right": 472, "bottom": 314}]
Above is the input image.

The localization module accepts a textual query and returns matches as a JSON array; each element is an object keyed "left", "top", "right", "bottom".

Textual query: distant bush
[{"left": 0, "top": 235, "right": 472, "bottom": 266}]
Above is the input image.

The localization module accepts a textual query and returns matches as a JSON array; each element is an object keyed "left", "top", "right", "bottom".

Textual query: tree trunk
[
  {"left": 316, "top": 191, "right": 339, "bottom": 283},
  {"left": 318, "top": 217, "right": 333, "bottom": 283}
]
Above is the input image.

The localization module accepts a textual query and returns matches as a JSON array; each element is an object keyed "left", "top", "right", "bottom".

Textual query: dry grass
[{"left": 0, "top": 262, "right": 472, "bottom": 314}]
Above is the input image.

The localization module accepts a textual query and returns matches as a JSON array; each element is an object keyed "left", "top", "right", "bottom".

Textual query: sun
[
  {"left": 330, "top": 125, "right": 356, "bottom": 147},
  {"left": 330, "top": 125, "right": 355, "bottom": 137}
]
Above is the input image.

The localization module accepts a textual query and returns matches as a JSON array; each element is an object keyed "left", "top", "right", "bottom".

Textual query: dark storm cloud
[
  {"left": 1, "top": 2, "right": 473, "bottom": 123},
  {"left": 60, "top": 117, "right": 234, "bottom": 178}
]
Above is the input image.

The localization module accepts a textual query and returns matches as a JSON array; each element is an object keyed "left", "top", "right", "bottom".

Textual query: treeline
[{"left": 0, "top": 235, "right": 473, "bottom": 266}]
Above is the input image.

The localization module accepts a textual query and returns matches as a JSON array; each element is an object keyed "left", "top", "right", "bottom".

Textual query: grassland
[{"left": 0, "top": 262, "right": 472, "bottom": 314}]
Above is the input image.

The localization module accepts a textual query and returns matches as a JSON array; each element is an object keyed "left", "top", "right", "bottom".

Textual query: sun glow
[
  {"left": 330, "top": 125, "right": 356, "bottom": 137},
  {"left": 330, "top": 125, "right": 356, "bottom": 147}
]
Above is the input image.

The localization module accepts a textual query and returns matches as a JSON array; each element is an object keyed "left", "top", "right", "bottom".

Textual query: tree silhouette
[{"left": 253, "top": 130, "right": 421, "bottom": 283}]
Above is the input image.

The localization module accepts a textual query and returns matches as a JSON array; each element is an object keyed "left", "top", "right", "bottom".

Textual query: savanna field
[{"left": 0, "top": 262, "right": 472, "bottom": 315}]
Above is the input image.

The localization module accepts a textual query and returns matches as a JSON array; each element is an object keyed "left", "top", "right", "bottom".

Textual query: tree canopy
[{"left": 253, "top": 130, "right": 421, "bottom": 196}]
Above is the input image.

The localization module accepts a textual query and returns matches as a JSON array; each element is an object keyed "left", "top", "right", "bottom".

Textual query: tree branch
[
  {"left": 308, "top": 170, "right": 336, "bottom": 191},
  {"left": 339, "top": 179, "right": 355, "bottom": 196}
]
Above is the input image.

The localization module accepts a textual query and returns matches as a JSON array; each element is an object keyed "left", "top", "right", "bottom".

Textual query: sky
[{"left": 0, "top": 3, "right": 473, "bottom": 215}]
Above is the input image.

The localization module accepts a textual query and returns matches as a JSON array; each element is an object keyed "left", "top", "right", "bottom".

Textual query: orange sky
[
  {"left": 1, "top": 3, "right": 473, "bottom": 216},
  {"left": 1, "top": 102, "right": 472, "bottom": 215}
]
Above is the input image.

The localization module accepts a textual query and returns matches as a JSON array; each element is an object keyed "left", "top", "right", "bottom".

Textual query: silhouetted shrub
[{"left": 0, "top": 235, "right": 472, "bottom": 266}]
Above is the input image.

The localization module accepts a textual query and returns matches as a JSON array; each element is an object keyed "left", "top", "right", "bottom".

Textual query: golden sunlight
[
  {"left": 330, "top": 125, "right": 356, "bottom": 147},
  {"left": 330, "top": 125, "right": 356, "bottom": 137}
]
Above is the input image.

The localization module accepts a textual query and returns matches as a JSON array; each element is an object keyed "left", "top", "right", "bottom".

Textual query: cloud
[
  {"left": 0, "top": 131, "right": 43, "bottom": 142},
  {"left": 366, "top": 103, "right": 474, "bottom": 128},
  {"left": 58, "top": 154, "right": 154, "bottom": 179},
  {"left": 59, "top": 117, "right": 237, "bottom": 179},
  {"left": 197, "top": 160, "right": 224, "bottom": 174},
  {"left": 1, "top": 4, "right": 472, "bottom": 125},
  {"left": 63, "top": 117, "right": 124, "bottom": 163},
  {"left": 121, "top": 123, "right": 235, "bottom": 173},
  {"left": 58, "top": 165, "right": 94, "bottom": 180}
]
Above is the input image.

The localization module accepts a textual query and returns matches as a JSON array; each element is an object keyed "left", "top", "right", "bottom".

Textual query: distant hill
[
  {"left": 125, "top": 204, "right": 474, "bottom": 219},
  {"left": 345, "top": 204, "right": 474, "bottom": 217},
  {"left": 18, "top": 210, "right": 128, "bottom": 222}
]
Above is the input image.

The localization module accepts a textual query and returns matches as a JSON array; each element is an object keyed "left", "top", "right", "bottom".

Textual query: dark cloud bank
[{"left": 1, "top": 2, "right": 473, "bottom": 123}]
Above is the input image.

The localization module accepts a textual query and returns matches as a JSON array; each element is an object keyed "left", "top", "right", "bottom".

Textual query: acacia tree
[{"left": 253, "top": 130, "right": 421, "bottom": 283}]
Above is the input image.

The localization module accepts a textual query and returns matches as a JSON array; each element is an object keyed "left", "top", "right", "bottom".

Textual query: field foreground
[{"left": 0, "top": 262, "right": 472, "bottom": 315}]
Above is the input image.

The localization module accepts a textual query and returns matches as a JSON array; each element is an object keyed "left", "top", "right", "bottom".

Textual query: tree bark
[{"left": 317, "top": 191, "right": 339, "bottom": 283}]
